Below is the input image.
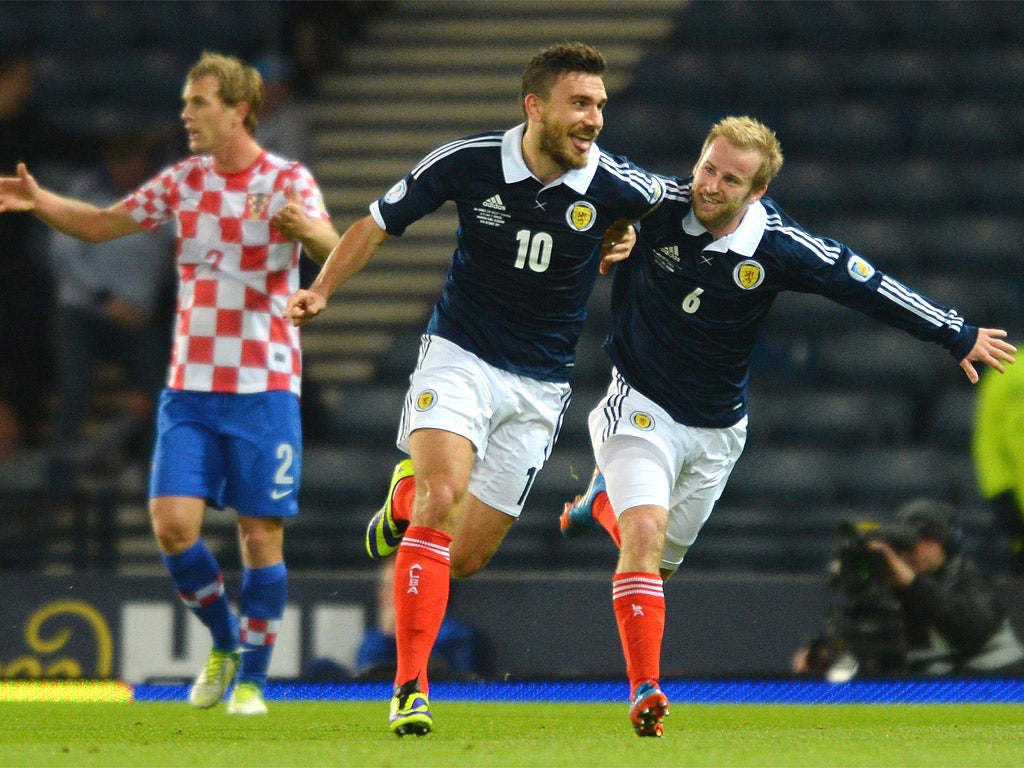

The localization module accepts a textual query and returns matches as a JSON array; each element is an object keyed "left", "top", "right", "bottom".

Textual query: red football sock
[
  {"left": 392, "top": 525, "right": 452, "bottom": 695},
  {"left": 593, "top": 492, "right": 622, "bottom": 548},
  {"left": 390, "top": 475, "right": 415, "bottom": 524},
  {"left": 612, "top": 572, "right": 665, "bottom": 692}
]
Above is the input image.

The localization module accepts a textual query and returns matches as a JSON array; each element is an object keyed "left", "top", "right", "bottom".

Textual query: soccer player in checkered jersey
[
  {"left": 286, "top": 41, "right": 664, "bottom": 735},
  {"left": 0, "top": 52, "right": 340, "bottom": 715},
  {"left": 558, "top": 115, "right": 1017, "bottom": 736}
]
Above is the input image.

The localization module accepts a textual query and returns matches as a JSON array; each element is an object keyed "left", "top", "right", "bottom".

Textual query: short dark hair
[{"left": 520, "top": 41, "right": 606, "bottom": 112}]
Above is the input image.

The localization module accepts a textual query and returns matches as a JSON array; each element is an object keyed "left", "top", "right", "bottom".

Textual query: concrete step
[
  {"left": 310, "top": 99, "right": 520, "bottom": 128},
  {"left": 369, "top": 15, "right": 677, "bottom": 44},
  {"left": 314, "top": 128, "right": 458, "bottom": 156}
]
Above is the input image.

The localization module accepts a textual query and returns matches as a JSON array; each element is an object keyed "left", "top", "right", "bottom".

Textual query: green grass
[{"left": 1, "top": 701, "right": 1023, "bottom": 767}]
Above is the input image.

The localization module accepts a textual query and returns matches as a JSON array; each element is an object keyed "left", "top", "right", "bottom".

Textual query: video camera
[
  {"left": 833, "top": 519, "right": 917, "bottom": 603},
  {"left": 820, "top": 520, "right": 913, "bottom": 679}
]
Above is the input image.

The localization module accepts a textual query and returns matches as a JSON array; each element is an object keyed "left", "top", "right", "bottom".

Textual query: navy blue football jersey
[
  {"left": 371, "top": 125, "right": 664, "bottom": 382},
  {"left": 607, "top": 175, "right": 979, "bottom": 427}
]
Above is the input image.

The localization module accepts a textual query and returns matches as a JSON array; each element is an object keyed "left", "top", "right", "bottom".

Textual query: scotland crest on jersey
[
  {"left": 566, "top": 201, "right": 597, "bottom": 231},
  {"left": 733, "top": 259, "right": 765, "bottom": 290},
  {"left": 630, "top": 411, "right": 655, "bottom": 431},
  {"left": 415, "top": 389, "right": 437, "bottom": 411}
]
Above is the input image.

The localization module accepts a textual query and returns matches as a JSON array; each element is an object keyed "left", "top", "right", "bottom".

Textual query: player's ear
[
  {"left": 523, "top": 92, "right": 543, "bottom": 123},
  {"left": 234, "top": 100, "right": 250, "bottom": 128},
  {"left": 748, "top": 183, "right": 768, "bottom": 204}
]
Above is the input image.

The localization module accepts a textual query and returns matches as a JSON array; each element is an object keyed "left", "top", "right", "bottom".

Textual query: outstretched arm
[
  {"left": 283, "top": 214, "right": 390, "bottom": 326},
  {"left": 0, "top": 163, "right": 142, "bottom": 242},
  {"left": 959, "top": 328, "right": 1016, "bottom": 384}
]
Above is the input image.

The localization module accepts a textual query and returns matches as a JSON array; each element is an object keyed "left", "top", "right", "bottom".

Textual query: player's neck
[{"left": 212, "top": 134, "right": 263, "bottom": 174}]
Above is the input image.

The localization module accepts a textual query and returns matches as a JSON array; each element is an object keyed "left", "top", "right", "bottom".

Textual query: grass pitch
[{"left": 1, "top": 700, "right": 1023, "bottom": 768}]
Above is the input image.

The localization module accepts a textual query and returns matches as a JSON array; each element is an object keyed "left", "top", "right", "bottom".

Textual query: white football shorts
[
  {"left": 396, "top": 334, "right": 571, "bottom": 517},
  {"left": 588, "top": 368, "right": 747, "bottom": 571}
]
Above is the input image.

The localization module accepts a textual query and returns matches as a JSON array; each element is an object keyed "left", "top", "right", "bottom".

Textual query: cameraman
[{"left": 795, "top": 498, "right": 1024, "bottom": 677}]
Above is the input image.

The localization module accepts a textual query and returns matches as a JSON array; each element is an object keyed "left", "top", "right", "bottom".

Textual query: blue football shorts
[{"left": 149, "top": 388, "right": 302, "bottom": 518}]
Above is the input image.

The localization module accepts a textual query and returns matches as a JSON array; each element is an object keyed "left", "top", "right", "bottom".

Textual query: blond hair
[
  {"left": 701, "top": 116, "right": 784, "bottom": 189},
  {"left": 186, "top": 51, "right": 264, "bottom": 133}
]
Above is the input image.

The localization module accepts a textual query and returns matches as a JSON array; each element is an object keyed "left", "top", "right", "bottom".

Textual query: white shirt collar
[
  {"left": 501, "top": 123, "right": 600, "bottom": 194},
  {"left": 682, "top": 199, "right": 768, "bottom": 257}
]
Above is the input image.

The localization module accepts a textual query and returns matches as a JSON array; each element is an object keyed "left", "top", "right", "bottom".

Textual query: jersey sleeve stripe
[
  {"left": 597, "top": 154, "right": 664, "bottom": 202},
  {"left": 765, "top": 214, "right": 843, "bottom": 264},
  {"left": 878, "top": 275, "right": 965, "bottom": 329},
  {"left": 660, "top": 176, "right": 692, "bottom": 203},
  {"left": 411, "top": 136, "right": 503, "bottom": 179}
]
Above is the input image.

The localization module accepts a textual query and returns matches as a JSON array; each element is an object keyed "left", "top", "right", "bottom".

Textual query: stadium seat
[
  {"left": 778, "top": 101, "right": 910, "bottom": 160},
  {"left": 926, "top": 387, "right": 977, "bottom": 449},
  {"left": 329, "top": 384, "right": 407, "bottom": 448},
  {"left": 300, "top": 446, "right": 396, "bottom": 509},
  {"left": 919, "top": 216, "right": 1023, "bottom": 271},
  {"left": 968, "top": 157, "right": 1024, "bottom": 213},
  {"left": 836, "top": 446, "right": 971, "bottom": 505},
  {"left": 808, "top": 215, "right": 922, "bottom": 265},
  {"left": 723, "top": 447, "right": 841, "bottom": 508},
  {"left": 914, "top": 102, "right": 1016, "bottom": 156},
  {"left": 31, "top": 1, "right": 143, "bottom": 52},
  {"left": 671, "top": 0, "right": 786, "bottom": 47},
  {"left": 812, "top": 327, "right": 950, "bottom": 393},
  {"left": 749, "top": 388, "right": 915, "bottom": 448},
  {"left": 9, "top": 0, "right": 1024, "bottom": 576}
]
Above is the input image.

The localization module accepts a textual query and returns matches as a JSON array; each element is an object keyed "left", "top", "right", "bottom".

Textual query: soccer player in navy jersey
[
  {"left": 0, "top": 52, "right": 340, "bottom": 715},
  {"left": 559, "top": 115, "right": 1016, "bottom": 736},
  {"left": 285, "top": 42, "right": 664, "bottom": 735}
]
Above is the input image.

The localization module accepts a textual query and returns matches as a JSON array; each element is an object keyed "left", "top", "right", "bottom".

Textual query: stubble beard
[{"left": 539, "top": 123, "right": 589, "bottom": 173}]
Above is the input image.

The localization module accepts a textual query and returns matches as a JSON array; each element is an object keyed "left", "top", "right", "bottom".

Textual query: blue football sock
[
  {"left": 237, "top": 562, "right": 287, "bottom": 688},
  {"left": 162, "top": 540, "right": 239, "bottom": 651}
]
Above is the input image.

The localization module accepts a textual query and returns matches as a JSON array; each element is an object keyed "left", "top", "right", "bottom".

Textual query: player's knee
[
  {"left": 151, "top": 521, "right": 198, "bottom": 556},
  {"left": 412, "top": 476, "right": 464, "bottom": 524},
  {"left": 619, "top": 505, "right": 666, "bottom": 544},
  {"left": 238, "top": 519, "right": 283, "bottom": 566}
]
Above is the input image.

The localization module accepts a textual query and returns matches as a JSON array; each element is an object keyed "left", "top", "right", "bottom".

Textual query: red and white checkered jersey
[{"left": 125, "top": 150, "right": 330, "bottom": 395}]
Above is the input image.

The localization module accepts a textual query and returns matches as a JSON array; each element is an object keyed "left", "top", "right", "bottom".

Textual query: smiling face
[
  {"left": 524, "top": 71, "right": 606, "bottom": 182},
  {"left": 690, "top": 136, "right": 768, "bottom": 238},
  {"left": 180, "top": 74, "right": 245, "bottom": 155}
]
